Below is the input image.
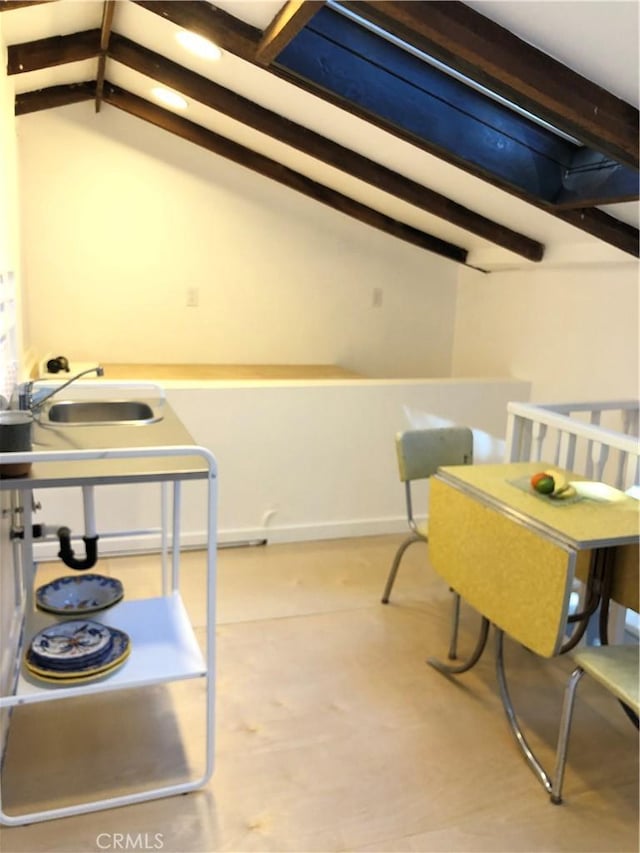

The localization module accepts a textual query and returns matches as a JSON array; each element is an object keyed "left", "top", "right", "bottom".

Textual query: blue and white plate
[
  {"left": 36, "top": 574, "right": 124, "bottom": 615},
  {"left": 25, "top": 627, "right": 131, "bottom": 681},
  {"left": 29, "top": 620, "right": 113, "bottom": 666}
]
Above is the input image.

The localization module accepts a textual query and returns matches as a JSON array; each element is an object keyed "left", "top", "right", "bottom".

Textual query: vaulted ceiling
[{"left": 2, "top": 0, "right": 639, "bottom": 271}]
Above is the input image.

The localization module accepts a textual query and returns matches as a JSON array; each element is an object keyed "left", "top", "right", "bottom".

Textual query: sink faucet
[{"left": 17, "top": 365, "right": 105, "bottom": 411}]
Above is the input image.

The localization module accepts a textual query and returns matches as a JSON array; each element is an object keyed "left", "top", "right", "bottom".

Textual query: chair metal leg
[
  {"left": 448, "top": 592, "right": 461, "bottom": 660},
  {"left": 428, "top": 615, "right": 490, "bottom": 674},
  {"left": 381, "top": 532, "right": 424, "bottom": 603},
  {"left": 550, "top": 666, "right": 585, "bottom": 804},
  {"left": 383, "top": 536, "right": 460, "bottom": 662},
  {"left": 495, "top": 629, "right": 553, "bottom": 794}
]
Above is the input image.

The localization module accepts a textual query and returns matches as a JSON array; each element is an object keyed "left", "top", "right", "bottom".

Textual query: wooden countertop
[{"left": 99, "top": 364, "right": 364, "bottom": 381}]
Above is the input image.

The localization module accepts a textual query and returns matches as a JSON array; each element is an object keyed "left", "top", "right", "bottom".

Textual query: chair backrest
[{"left": 396, "top": 427, "right": 474, "bottom": 483}]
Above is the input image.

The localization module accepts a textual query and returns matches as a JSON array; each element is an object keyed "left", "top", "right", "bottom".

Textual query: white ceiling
[
  {"left": 2, "top": 0, "right": 639, "bottom": 271},
  {"left": 466, "top": 1, "right": 640, "bottom": 108}
]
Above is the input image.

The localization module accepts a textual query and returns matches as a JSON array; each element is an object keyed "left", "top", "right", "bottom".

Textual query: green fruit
[{"left": 533, "top": 475, "right": 555, "bottom": 495}]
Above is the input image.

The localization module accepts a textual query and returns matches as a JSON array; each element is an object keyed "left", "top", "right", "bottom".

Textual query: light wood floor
[{"left": 1, "top": 535, "right": 638, "bottom": 852}]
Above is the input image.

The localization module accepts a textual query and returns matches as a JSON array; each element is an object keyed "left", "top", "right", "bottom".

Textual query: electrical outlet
[{"left": 186, "top": 287, "right": 199, "bottom": 307}]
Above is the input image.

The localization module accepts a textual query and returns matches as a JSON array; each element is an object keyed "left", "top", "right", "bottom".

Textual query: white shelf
[{"left": 2, "top": 595, "right": 206, "bottom": 707}]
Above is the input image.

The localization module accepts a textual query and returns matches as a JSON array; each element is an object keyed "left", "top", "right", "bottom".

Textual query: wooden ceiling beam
[
  {"left": 343, "top": 1, "right": 639, "bottom": 171},
  {"left": 7, "top": 5, "right": 637, "bottom": 258},
  {"left": 7, "top": 29, "right": 100, "bottom": 74},
  {"left": 103, "top": 83, "right": 469, "bottom": 265},
  {"left": 255, "top": 1, "right": 325, "bottom": 66},
  {"left": 108, "top": 33, "right": 543, "bottom": 261},
  {"left": 132, "top": 1, "right": 259, "bottom": 63},
  {"left": 15, "top": 81, "right": 95, "bottom": 114},
  {"left": 135, "top": 0, "right": 638, "bottom": 258},
  {"left": 95, "top": 1, "right": 116, "bottom": 113},
  {"left": 554, "top": 208, "right": 639, "bottom": 257},
  {"left": 0, "top": 1, "right": 56, "bottom": 11}
]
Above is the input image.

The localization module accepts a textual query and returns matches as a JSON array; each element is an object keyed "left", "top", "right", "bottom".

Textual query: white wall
[
  {"left": 0, "top": 31, "right": 19, "bottom": 282},
  {"left": 0, "top": 19, "right": 24, "bottom": 400},
  {"left": 0, "top": 17, "right": 24, "bottom": 720},
  {"left": 31, "top": 376, "right": 530, "bottom": 558},
  {"left": 451, "top": 264, "right": 640, "bottom": 402},
  {"left": 17, "top": 103, "right": 459, "bottom": 378}
]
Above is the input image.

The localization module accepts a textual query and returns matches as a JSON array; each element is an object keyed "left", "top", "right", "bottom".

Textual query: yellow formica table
[
  {"left": 426, "top": 461, "right": 639, "bottom": 792},
  {"left": 428, "top": 461, "right": 639, "bottom": 657}
]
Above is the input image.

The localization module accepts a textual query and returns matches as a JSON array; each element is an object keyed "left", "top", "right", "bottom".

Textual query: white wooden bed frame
[
  {"left": 504, "top": 398, "right": 639, "bottom": 641},
  {"left": 505, "top": 399, "right": 639, "bottom": 491}
]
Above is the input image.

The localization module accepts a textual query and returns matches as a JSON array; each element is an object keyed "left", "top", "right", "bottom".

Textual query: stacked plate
[
  {"left": 25, "top": 619, "right": 131, "bottom": 684},
  {"left": 36, "top": 574, "right": 124, "bottom": 615}
]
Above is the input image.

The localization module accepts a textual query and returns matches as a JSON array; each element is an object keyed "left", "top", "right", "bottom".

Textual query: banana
[
  {"left": 552, "top": 483, "right": 576, "bottom": 499},
  {"left": 544, "top": 469, "right": 568, "bottom": 495}
]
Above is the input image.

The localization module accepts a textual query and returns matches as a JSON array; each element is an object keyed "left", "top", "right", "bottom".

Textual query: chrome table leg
[
  {"left": 448, "top": 592, "right": 461, "bottom": 660},
  {"left": 495, "top": 628, "right": 552, "bottom": 793},
  {"left": 428, "top": 615, "right": 490, "bottom": 674},
  {"left": 550, "top": 666, "right": 584, "bottom": 804}
]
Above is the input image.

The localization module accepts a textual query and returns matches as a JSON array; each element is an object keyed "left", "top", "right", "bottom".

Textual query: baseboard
[
  {"left": 258, "top": 517, "right": 410, "bottom": 544},
  {"left": 32, "top": 516, "right": 413, "bottom": 559}
]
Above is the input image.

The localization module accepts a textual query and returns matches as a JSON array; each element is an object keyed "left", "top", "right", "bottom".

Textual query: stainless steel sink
[{"left": 46, "top": 400, "right": 161, "bottom": 425}]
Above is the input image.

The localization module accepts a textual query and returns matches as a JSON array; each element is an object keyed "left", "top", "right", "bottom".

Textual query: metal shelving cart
[{"left": 0, "top": 438, "right": 217, "bottom": 825}]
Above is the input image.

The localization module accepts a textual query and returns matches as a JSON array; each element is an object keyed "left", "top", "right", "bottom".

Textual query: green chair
[
  {"left": 551, "top": 642, "right": 639, "bottom": 803},
  {"left": 551, "top": 549, "right": 639, "bottom": 807},
  {"left": 381, "top": 427, "right": 473, "bottom": 606}
]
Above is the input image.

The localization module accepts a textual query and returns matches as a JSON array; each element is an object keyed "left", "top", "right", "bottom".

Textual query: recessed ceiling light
[
  {"left": 176, "top": 30, "right": 222, "bottom": 61},
  {"left": 151, "top": 87, "right": 188, "bottom": 111}
]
